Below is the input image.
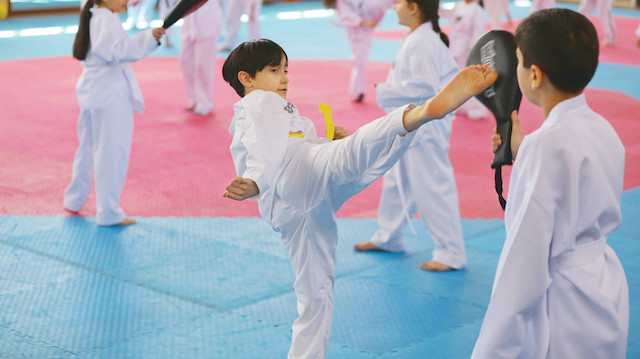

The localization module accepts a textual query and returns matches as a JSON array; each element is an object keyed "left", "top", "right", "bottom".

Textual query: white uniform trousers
[
  {"left": 273, "top": 108, "right": 415, "bottom": 359},
  {"left": 180, "top": 36, "right": 218, "bottom": 113},
  {"left": 345, "top": 26, "right": 374, "bottom": 95},
  {"left": 530, "top": 0, "right": 555, "bottom": 13},
  {"left": 220, "top": 0, "right": 262, "bottom": 49},
  {"left": 63, "top": 96, "right": 133, "bottom": 226},
  {"left": 578, "top": 0, "right": 615, "bottom": 44},
  {"left": 369, "top": 118, "right": 467, "bottom": 269},
  {"left": 484, "top": 0, "right": 509, "bottom": 29}
]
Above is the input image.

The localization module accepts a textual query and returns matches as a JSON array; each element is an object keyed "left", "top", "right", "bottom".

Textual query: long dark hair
[
  {"left": 72, "top": 0, "right": 97, "bottom": 60},
  {"left": 409, "top": 0, "right": 449, "bottom": 47}
]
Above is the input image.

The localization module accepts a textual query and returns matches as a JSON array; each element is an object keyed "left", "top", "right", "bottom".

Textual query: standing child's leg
[
  {"left": 180, "top": 37, "right": 197, "bottom": 110},
  {"left": 192, "top": 37, "right": 218, "bottom": 115},
  {"left": 346, "top": 27, "right": 373, "bottom": 101},
  {"left": 91, "top": 99, "right": 134, "bottom": 226},
  {"left": 64, "top": 111, "right": 94, "bottom": 212},
  {"left": 247, "top": 0, "right": 262, "bottom": 40}
]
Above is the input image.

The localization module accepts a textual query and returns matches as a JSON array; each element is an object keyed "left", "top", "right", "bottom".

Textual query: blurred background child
[
  {"left": 323, "top": 0, "right": 394, "bottom": 102},
  {"left": 354, "top": 0, "right": 467, "bottom": 273}
]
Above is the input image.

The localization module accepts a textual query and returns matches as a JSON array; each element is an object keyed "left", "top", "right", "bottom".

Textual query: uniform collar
[{"left": 543, "top": 93, "right": 587, "bottom": 128}]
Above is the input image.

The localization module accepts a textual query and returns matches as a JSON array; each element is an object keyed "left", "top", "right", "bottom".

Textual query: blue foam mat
[{"left": 0, "top": 188, "right": 638, "bottom": 358}]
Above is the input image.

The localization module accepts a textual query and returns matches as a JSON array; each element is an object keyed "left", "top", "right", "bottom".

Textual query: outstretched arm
[
  {"left": 402, "top": 65, "right": 498, "bottom": 132},
  {"left": 223, "top": 177, "right": 259, "bottom": 201}
]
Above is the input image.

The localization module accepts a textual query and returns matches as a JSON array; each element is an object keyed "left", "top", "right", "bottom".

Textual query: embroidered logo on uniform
[{"left": 284, "top": 102, "right": 296, "bottom": 114}]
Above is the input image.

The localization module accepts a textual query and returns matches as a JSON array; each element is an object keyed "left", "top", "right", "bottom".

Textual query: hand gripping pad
[
  {"left": 467, "top": 30, "right": 522, "bottom": 168},
  {"left": 163, "top": 0, "right": 208, "bottom": 29}
]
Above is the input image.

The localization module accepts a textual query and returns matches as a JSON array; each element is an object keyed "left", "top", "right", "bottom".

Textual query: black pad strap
[{"left": 495, "top": 166, "right": 507, "bottom": 210}]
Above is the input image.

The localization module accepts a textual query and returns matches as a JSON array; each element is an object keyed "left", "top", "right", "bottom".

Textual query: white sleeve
[
  {"left": 336, "top": 0, "right": 362, "bottom": 27},
  {"left": 90, "top": 14, "right": 159, "bottom": 64},
  {"left": 472, "top": 137, "right": 557, "bottom": 358},
  {"left": 234, "top": 92, "right": 293, "bottom": 198}
]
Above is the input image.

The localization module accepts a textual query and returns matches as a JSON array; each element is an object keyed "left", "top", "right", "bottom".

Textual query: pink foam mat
[{"left": 1, "top": 57, "right": 638, "bottom": 219}]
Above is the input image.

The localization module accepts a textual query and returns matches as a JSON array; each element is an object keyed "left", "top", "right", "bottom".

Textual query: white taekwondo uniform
[
  {"left": 372, "top": 22, "right": 467, "bottom": 269},
  {"left": 64, "top": 7, "right": 159, "bottom": 225},
  {"left": 335, "top": 0, "right": 394, "bottom": 96},
  {"left": 441, "top": 0, "right": 488, "bottom": 119},
  {"left": 179, "top": 0, "right": 223, "bottom": 114},
  {"left": 579, "top": 0, "right": 616, "bottom": 45},
  {"left": 471, "top": 95, "right": 629, "bottom": 358},
  {"left": 229, "top": 90, "right": 417, "bottom": 358},
  {"left": 219, "top": 0, "right": 262, "bottom": 49}
]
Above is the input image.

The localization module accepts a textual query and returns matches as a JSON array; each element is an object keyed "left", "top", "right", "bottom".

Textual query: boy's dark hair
[
  {"left": 222, "top": 39, "right": 289, "bottom": 97},
  {"left": 515, "top": 9, "right": 598, "bottom": 93}
]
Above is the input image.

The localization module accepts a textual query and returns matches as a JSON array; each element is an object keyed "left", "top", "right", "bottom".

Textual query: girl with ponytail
[
  {"left": 354, "top": 0, "right": 468, "bottom": 273},
  {"left": 65, "top": 0, "right": 164, "bottom": 226}
]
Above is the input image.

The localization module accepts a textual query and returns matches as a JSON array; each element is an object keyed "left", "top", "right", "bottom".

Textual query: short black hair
[
  {"left": 222, "top": 39, "right": 289, "bottom": 97},
  {"left": 515, "top": 9, "right": 598, "bottom": 93}
]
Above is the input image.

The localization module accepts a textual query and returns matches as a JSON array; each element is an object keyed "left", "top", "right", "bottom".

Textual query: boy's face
[{"left": 247, "top": 56, "right": 289, "bottom": 100}]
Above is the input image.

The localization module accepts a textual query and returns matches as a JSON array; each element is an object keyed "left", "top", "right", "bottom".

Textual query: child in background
[
  {"left": 440, "top": 0, "right": 488, "bottom": 119},
  {"left": 472, "top": 9, "right": 628, "bottom": 358},
  {"left": 484, "top": 0, "right": 511, "bottom": 29},
  {"left": 530, "top": 0, "right": 554, "bottom": 14},
  {"left": 578, "top": 0, "right": 615, "bottom": 46},
  {"left": 354, "top": 0, "right": 467, "bottom": 272},
  {"left": 179, "top": 0, "right": 223, "bottom": 115},
  {"left": 323, "top": 0, "right": 394, "bottom": 102},
  {"left": 218, "top": 0, "right": 262, "bottom": 51},
  {"left": 158, "top": 0, "right": 178, "bottom": 47},
  {"left": 221, "top": 38, "right": 497, "bottom": 358},
  {"left": 65, "top": 0, "right": 164, "bottom": 225}
]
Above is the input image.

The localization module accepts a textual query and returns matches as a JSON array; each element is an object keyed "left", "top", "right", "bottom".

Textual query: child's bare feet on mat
[
  {"left": 118, "top": 218, "right": 137, "bottom": 226},
  {"left": 354, "top": 241, "right": 386, "bottom": 251},
  {"left": 420, "top": 260, "right": 454, "bottom": 272}
]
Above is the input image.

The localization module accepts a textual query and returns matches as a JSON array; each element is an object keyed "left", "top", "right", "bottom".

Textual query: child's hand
[
  {"left": 223, "top": 177, "right": 259, "bottom": 201},
  {"left": 333, "top": 126, "right": 348, "bottom": 140},
  {"left": 152, "top": 27, "right": 166, "bottom": 42},
  {"left": 361, "top": 19, "right": 379, "bottom": 27},
  {"left": 492, "top": 110, "right": 522, "bottom": 160}
]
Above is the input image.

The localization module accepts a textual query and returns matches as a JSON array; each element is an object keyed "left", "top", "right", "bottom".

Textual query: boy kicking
[{"left": 221, "top": 38, "right": 496, "bottom": 359}]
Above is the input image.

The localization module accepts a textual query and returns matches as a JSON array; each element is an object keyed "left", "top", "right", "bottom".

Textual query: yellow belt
[
  {"left": 289, "top": 132, "right": 304, "bottom": 138},
  {"left": 287, "top": 103, "right": 335, "bottom": 140}
]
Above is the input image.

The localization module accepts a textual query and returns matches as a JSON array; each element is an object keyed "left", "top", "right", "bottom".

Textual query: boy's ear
[
  {"left": 238, "top": 71, "right": 252, "bottom": 88},
  {"left": 530, "top": 64, "right": 544, "bottom": 90}
]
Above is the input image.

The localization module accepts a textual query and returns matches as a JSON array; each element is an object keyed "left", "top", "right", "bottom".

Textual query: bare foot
[
  {"left": 118, "top": 218, "right": 137, "bottom": 226},
  {"left": 64, "top": 207, "right": 80, "bottom": 216},
  {"left": 421, "top": 65, "right": 497, "bottom": 125},
  {"left": 420, "top": 260, "right": 454, "bottom": 272},
  {"left": 354, "top": 241, "right": 386, "bottom": 251}
]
